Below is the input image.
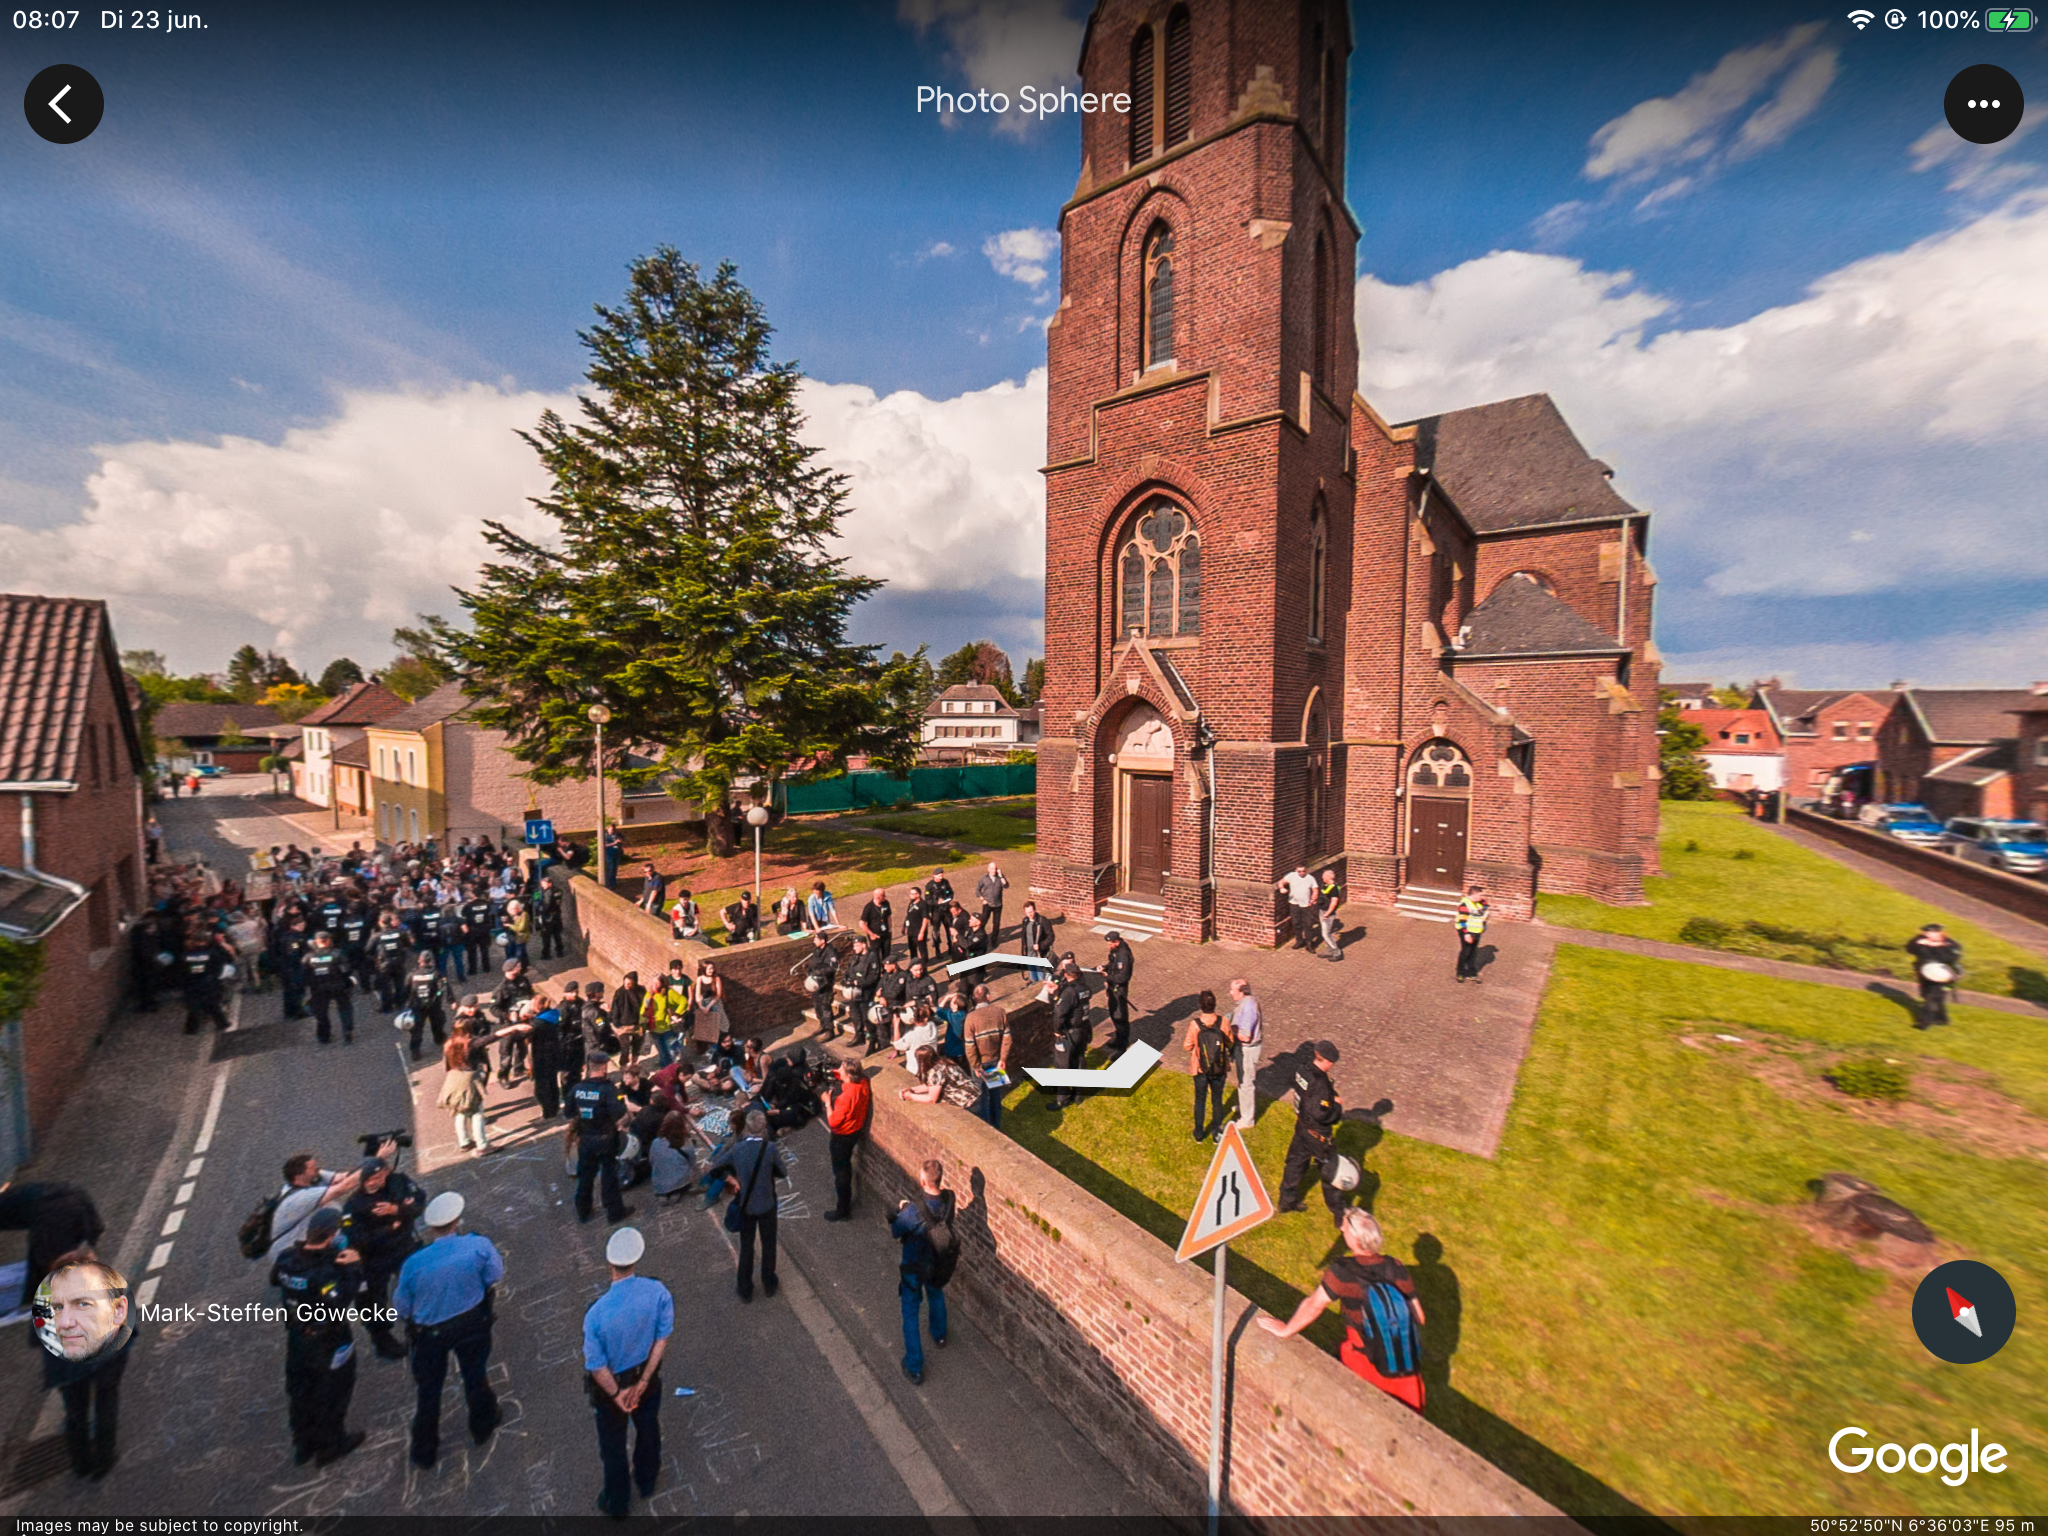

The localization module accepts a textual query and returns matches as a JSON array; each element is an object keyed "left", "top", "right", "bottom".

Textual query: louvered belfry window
[
  {"left": 1163, "top": 7, "right": 1193, "bottom": 147},
  {"left": 1115, "top": 498, "right": 1201, "bottom": 639},
  {"left": 1129, "top": 26, "right": 1155, "bottom": 165},
  {"left": 1144, "top": 225, "right": 1175, "bottom": 369}
]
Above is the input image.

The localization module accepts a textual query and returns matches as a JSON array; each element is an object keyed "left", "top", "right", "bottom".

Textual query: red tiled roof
[
  {"left": 0, "top": 593, "right": 140, "bottom": 786},
  {"left": 299, "top": 680, "right": 409, "bottom": 727},
  {"left": 1681, "top": 708, "right": 1782, "bottom": 752}
]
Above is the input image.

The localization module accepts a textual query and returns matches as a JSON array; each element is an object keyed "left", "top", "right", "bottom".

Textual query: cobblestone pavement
[{"left": 1, "top": 789, "right": 1148, "bottom": 1519}]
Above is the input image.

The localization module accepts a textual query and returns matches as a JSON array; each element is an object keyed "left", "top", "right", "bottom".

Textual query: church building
[{"left": 1031, "top": 0, "right": 1663, "bottom": 944}]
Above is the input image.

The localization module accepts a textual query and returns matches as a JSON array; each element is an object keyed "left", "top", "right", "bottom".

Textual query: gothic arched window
[
  {"left": 1320, "top": 49, "right": 1341, "bottom": 168},
  {"left": 1163, "top": 6, "right": 1193, "bottom": 147},
  {"left": 1115, "top": 498, "right": 1201, "bottom": 639},
  {"left": 1143, "top": 224, "right": 1176, "bottom": 370},
  {"left": 1128, "top": 25, "right": 1155, "bottom": 165},
  {"left": 1312, "top": 231, "right": 1330, "bottom": 393},
  {"left": 1308, "top": 503, "right": 1327, "bottom": 640},
  {"left": 1407, "top": 739, "right": 1473, "bottom": 795}
]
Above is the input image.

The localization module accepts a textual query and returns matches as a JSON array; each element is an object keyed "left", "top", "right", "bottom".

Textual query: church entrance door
[
  {"left": 1407, "top": 797, "right": 1468, "bottom": 891},
  {"left": 1125, "top": 775, "right": 1173, "bottom": 897}
]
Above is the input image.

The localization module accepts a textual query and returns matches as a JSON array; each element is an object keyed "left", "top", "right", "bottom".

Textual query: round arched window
[{"left": 1116, "top": 498, "right": 1201, "bottom": 638}]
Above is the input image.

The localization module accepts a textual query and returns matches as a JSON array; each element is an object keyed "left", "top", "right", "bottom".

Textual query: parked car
[
  {"left": 1942, "top": 818, "right": 2048, "bottom": 876},
  {"left": 192, "top": 762, "right": 226, "bottom": 778},
  {"left": 1877, "top": 805, "right": 1947, "bottom": 847}
]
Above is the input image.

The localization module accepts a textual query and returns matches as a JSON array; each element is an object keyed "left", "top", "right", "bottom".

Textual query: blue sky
[{"left": 2, "top": 0, "right": 2043, "bottom": 687}]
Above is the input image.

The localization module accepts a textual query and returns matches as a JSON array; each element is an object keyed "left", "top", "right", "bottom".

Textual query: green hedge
[{"left": 780, "top": 762, "right": 1035, "bottom": 814}]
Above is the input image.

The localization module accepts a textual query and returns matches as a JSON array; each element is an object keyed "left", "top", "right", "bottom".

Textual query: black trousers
[
  {"left": 182, "top": 987, "right": 229, "bottom": 1034},
  {"left": 907, "top": 930, "right": 929, "bottom": 963},
  {"left": 1279, "top": 1130, "right": 1345, "bottom": 1215},
  {"left": 737, "top": 1210, "right": 777, "bottom": 1296},
  {"left": 1290, "top": 905, "right": 1317, "bottom": 948},
  {"left": 981, "top": 903, "right": 1002, "bottom": 942},
  {"left": 375, "top": 965, "right": 407, "bottom": 1011},
  {"left": 1194, "top": 1074, "right": 1227, "bottom": 1138},
  {"left": 407, "top": 1309, "right": 498, "bottom": 1466},
  {"left": 1918, "top": 981, "right": 1951, "bottom": 1027},
  {"left": 532, "top": 1055, "right": 563, "bottom": 1119},
  {"left": 1105, "top": 985, "right": 1132, "bottom": 1053},
  {"left": 539, "top": 922, "right": 565, "bottom": 959},
  {"left": 576, "top": 1140, "right": 625, "bottom": 1221},
  {"left": 409, "top": 1004, "right": 447, "bottom": 1057},
  {"left": 466, "top": 933, "right": 492, "bottom": 974},
  {"left": 497, "top": 1031, "right": 528, "bottom": 1081},
  {"left": 309, "top": 987, "right": 355, "bottom": 1042},
  {"left": 1053, "top": 1027, "right": 1091, "bottom": 1106},
  {"left": 1456, "top": 932, "right": 1483, "bottom": 978},
  {"left": 285, "top": 1333, "right": 357, "bottom": 1457},
  {"left": 59, "top": 1354, "right": 126, "bottom": 1476},
  {"left": 828, "top": 1132, "right": 859, "bottom": 1217},
  {"left": 360, "top": 1256, "right": 411, "bottom": 1348},
  {"left": 592, "top": 1370, "right": 663, "bottom": 1515}
]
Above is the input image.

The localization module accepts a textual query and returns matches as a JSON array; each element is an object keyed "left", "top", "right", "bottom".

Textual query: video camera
[{"left": 356, "top": 1128, "right": 414, "bottom": 1158}]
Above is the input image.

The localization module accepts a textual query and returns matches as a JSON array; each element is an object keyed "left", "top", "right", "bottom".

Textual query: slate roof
[
  {"left": 1901, "top": 688, "right": 2034, "bottom": 745},
  {"left": 375, "top": 680, "right": 470, "bottom": 735},
  {"left": 299, "top": 680, "right": 409, "bottom": 728},
  {"left": 0, "top": 593, "right": 140, "bottom": 786},
  {"left": 1457, "top": 574, "right": 1624, "bottom": 658},
  {"left": 152, "top": 702, "right": 284, "bottom": 741},
  {"left": 1399, "top": 393, "right": 1641, "bottom": 533},
  {"left": 1751, "top": 686, "right": 1898, "bottom": 737},
  {"left": 1923, "top": 741, "right": 2016, "bottom": 785}
]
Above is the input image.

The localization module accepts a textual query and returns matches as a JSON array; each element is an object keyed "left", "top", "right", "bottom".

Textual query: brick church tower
[{"left": 1032, "top": 0, "right": 1661, "bottom": 943}]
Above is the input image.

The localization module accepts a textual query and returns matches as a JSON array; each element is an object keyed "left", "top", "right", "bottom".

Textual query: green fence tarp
[{"left": 778, "top": 762, "right": 1034, "bottom": 815}]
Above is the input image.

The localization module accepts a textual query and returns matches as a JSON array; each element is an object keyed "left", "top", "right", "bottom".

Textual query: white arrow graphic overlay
[
  {"left": 48, "top": 84, "right": 73, "bottom": 124},
  {"left": 944, "top": 952, "right": 1053, "bottom": 978},
  {"left": 1025, "top": 1039, "right": 1161, "bottom": 1090}
]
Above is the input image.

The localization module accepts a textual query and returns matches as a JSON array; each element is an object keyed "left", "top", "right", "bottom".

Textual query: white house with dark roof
[{"left": 921, "top": 683, "right": 1041, "bottom": 761}]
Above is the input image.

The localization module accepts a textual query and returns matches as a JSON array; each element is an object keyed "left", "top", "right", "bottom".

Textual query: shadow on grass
[{"left": 1010, "top": 1085, "right": 1675, "bottom": 1524}]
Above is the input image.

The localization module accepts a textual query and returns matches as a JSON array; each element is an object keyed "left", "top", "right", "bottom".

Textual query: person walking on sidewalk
[
  {"left": 706, "top": 1112, "right": 786, "bottom": 1302},
  {"left": 1184, "top": 991, "right": 1231, "bottom": 1143},
  {"left": 1228, "top": 978, "right": 1263, "bottom": 1129},
  {"left": 583, "top": 1227, "right": 672, "bottom": 1519},
  {"left": 818, "top": 1061, "right": 872, "bottom": 1222},
  {"left": 393, "top": 1193, "right": 504, "bottom": 1471},
  {"left": 892, "top": 1159, "right": 972, "bottom": 1385},
  {"left": 1454, "top": 885, "right": 1489, "bottom": 984}
]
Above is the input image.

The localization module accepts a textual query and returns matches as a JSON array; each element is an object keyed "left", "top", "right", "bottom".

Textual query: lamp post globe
[{"left": 745, "top": 802, "right": 771, "bottom": 929}]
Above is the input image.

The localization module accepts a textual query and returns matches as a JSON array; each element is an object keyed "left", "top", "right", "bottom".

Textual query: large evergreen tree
[{"left": 436, "top": 249, "right": 923, "bottom": 854}]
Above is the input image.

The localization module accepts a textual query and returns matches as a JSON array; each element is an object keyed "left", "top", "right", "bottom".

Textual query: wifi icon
[{"left": 1847, "top": 8, "right": 1876, "bottom": 24}]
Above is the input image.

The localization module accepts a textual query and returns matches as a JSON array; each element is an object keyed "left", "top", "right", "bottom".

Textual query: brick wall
[
  {"left": 1786, "top": 808, "right": 2048, "bottom": 926},
  {"left": 857, "top": 1058, "right": 1556, "bottom": 1523}
]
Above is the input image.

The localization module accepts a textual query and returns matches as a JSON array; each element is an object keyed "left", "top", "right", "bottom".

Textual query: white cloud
[
  {"left": 1660, "top": 611, "right": 2048, "bottom": 692},
  {"left": 983, "top": 226, "right": 1059, "bottom": 289},
  {"left": 1358, "top": 192, "right": 2048, "bottom": 628},
  {"left": 898, "top": 0, "right": 1085, "bottom": 138},
  {"left": 1908, "top": 114, "right": 2043, "bottom": 194},
  {"left": 1583, "top": 24, "right": 1835, "bottom": 208},
  {"left": 921, "top": 240, "right": 958, "bottom": 259}
]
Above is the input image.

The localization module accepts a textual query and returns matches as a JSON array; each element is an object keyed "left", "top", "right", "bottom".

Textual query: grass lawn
[
  {"left": 1006, "top": 946, "right": 2048, "bottom": 1516},
  {"left": 614, "top": 825, "right": 984, "bottom": 944},
  {"left": 835, "top": 795, "right": 1039, "bottom": 852},
  {"left": 1539, "top": 800, "right": 2048, "bottom": 1000}
]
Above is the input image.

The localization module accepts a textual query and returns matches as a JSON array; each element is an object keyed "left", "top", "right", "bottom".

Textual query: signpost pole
[{"left": 1208, "top": 1242, "right": 1225, "bottom": 1534}]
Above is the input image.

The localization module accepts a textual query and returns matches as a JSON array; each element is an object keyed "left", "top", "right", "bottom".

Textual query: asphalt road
[{"left": 7, "top": 783, "right": 1148, "bottom": 1519}]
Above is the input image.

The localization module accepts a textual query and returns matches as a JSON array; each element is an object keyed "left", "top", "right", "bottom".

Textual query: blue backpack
[{"left": 1354, "top": 1280, "right": 1420, "bottom": 1377}]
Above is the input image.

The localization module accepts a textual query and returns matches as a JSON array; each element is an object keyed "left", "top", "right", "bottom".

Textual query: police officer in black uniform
[
  {"left": 268, "top": 1206, "right": 369, "bottom": 1466},
  {"left": 1050, "top": 955, "right": 1092, "bottom": 1109},
  {"left": 1906, "top": 923, "right": 1964, "bottom": 1029},
  {"left": 874, "top": 955, "right": 909, "bottom": 1043},
  {"left": 303, "top": 931, "right": 356, "bottom": 1044},
  {"left": 368, "top": 911, "right": 410, "bottom": 1012},
  {"left": 493, "top": 959, "right": 535, "bottom": 1085},
  {"left": 177, "top": 926, "right": 235, "bottom": 1034},
  {"left": 556, "top": 984, "right": 590, "bottom": 1100},
  {"left": 403, "top": 953, "right": 449, "bottom": 1060},
  {"left": 339, "top": 902, "right": 374, "bottom": 991},
  {"left": 567, "top": 1054, "right": 633, "bottom": 1225},
  {"left": 1277, "top": 1040, "right": 1346, "bottom": 1217},
  {"left": 841, "top": 936, "right": 883, "bottom": 1051},
  {"left": 315, "top": 887, "right": 347, "bottom": 941},
  {"left": 341, "top": 1156, "right": 425, "bottom": 1361},
  {"left": 802, "top": 934, "right": 841, "bottom": 1029},
  {"left": 461, "top": 888, "right": 495, "bottom": 978},
  {"left": 274, "top": 913, "right": 312, "bottom": 1020},
  {"left": 533, "top": 880, "right": 565, "bottom": 960},
  {"left": 1101, "top": 931, "right": 1135, "bottom": 1056},
  {"left": 903, "top": 889, "right": 931, "bottom": 965},
  {"left": 523, "top": 1002, "right": 567, "bottom": 1120}
]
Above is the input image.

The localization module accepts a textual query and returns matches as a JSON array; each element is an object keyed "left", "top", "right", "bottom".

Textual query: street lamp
[
  {"left": 745, "top": 802, "right": 771, "bottom": 938},
  {"left": 589, "top": 704, "right": 612, "bottom": 888}
]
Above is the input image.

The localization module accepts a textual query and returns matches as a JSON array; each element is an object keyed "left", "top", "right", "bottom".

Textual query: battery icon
[{"left": 1987, "top": 7, "right": 2035, "bottom": 27}]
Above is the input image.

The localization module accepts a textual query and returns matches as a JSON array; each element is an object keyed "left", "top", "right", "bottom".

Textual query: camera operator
[
  {"left": 265, "top": 1141, "right": 394, "bottom": 1265},
  {"left": 342, "top": 1152, "right": 426, "bottom": 1361}
]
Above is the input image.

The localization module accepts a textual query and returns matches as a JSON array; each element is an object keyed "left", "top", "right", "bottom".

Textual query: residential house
[
  {"left": 2010, "top": 685, "right": 2048, "bottom": 827},
  {"left": 1660, "top": 681, "right": 1721, "bottom": 711},
  {"left": 365, "top": 681, "right": 694, "bottom": 848},
  {"left": 1876, "top": 687, "right": 2036, "bottom": 822},
  {"left": 1677, "top": 707, "right": 1785, "bottom": 793},
  {"left": 922, "top": 683, "right": 1041, "bottom": 763},
  {"left": 0, "top": 594, "right": 146, "bottom": 1173},
  {"left": 1749, "top": 684, "right": 1900, "bottom": 802},
  {"left": 292, "top": 681, "right": 407, "bottom": 812},
  {"left": 150, "top": 701, "right": 282, "bottom": 774}
]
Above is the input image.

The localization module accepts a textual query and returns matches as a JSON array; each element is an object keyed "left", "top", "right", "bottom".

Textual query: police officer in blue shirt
[
  {"left": 583, "top": 1227, "right": 673, "bottom": 1518},
  {"left": 392, "top": 1192, "right": 504, "bottom": 1470}
]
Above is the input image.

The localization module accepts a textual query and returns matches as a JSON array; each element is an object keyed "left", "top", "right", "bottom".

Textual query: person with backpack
[
  {"left": 253, "top": 1145, "right": 385, "bottom": 1266},
  {"left": 1184, "top": 990, "right": 1232, "bottom": 1143},
  {"left": 1258, "top": 1208, "right": 1426, "bottom": 1413},
  {"left": 890, "top": 1158, "right": 973, "bottom": 1385}
]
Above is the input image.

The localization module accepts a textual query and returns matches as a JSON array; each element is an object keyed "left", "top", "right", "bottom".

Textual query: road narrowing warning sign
[{"left": 1175, "top": 1122, "right": 1275, "bottom": 1261}]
